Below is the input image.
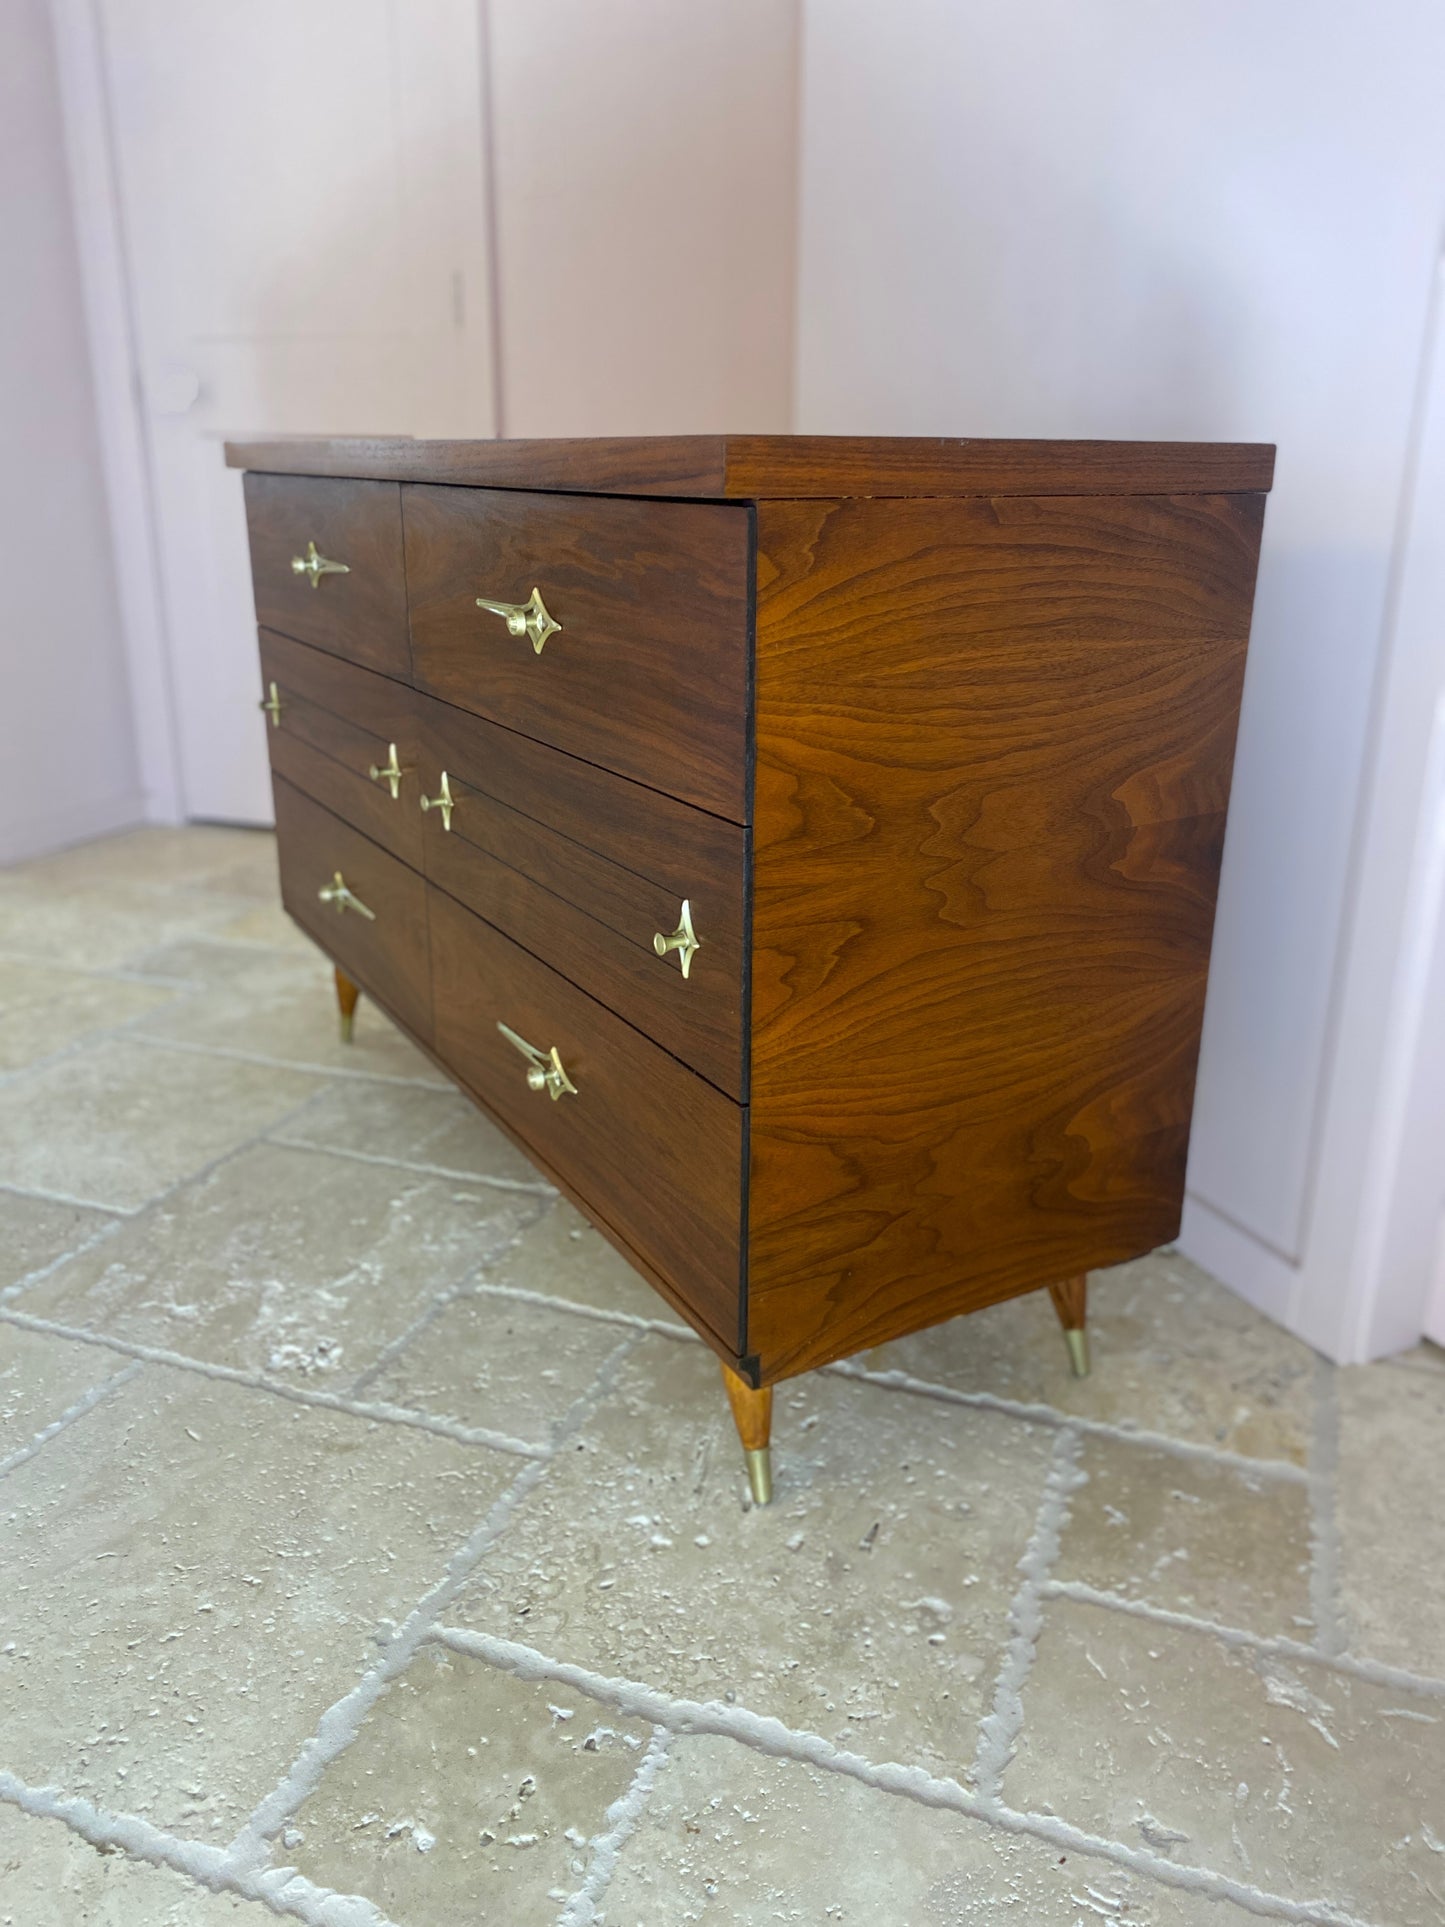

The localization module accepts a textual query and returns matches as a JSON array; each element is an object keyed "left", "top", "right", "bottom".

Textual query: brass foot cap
[
  {"left": 339, "top": 1011, "right": 356, "bottom": 1044},
  {"left": 745, "top": 1446, "right": 773, "bottom": 1507},
  {"left": 1064, "top": 1328, "right": 1090, "bottom": 1379}
]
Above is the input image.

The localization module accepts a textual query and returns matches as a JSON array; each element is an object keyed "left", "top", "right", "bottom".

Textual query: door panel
[{"left": 98, "top": 0, "right": 495, "bottom": 821}]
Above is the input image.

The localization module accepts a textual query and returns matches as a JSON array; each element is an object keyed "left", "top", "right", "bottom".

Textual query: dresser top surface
[{"left": 224, "top": 433, "right": 1274, "bottom": 500}]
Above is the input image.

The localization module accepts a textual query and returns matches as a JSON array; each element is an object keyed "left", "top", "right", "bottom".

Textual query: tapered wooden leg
[
  {"left": 721, "top": 1362, "right": 773, "bottom": 1506},
  {"left": 1047, "top": 1273, "right": 1090, "bottom": 1377},
  {"left": 334, "top": 966, "right": 360, "bottom": 1044}
]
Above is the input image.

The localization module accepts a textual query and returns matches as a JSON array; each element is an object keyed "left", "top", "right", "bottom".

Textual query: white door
[{"left": 98, "top": 0, "right": 496, "bottom": 823}]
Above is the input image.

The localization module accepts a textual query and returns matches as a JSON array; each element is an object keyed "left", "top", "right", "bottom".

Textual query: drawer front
[
  {"left": 430, "top": 888, "right": 743, "bottom": 1347},
  {"left": 416, "top": 691, "right": 746, "bottom": 1099},
  {"left": 260, "top": 632, "right": 422, "bottom": 868},
  {"left": 274, "top": 777, "right": 432, "bottom": 1042},
  {"left": 245, "top": 474, "right": 409, "bottom": 678},
  {"left": 403, "top": 485, "right": 751, "bottom": 821}
]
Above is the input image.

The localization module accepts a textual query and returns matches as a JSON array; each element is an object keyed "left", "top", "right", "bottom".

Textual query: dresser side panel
[{"left": 747, "top": 491, "right": 1266, "bottom": 1381}]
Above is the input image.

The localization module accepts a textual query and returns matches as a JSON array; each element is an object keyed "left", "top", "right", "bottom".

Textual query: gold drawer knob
[
  {"left": 259, "top": 680, "right": 284, "bottom": 728},
  {"left": 498, "top": 1022, "right": 577, "bottom": 1101},
  {"left": 653, "top": 899, "right": 701, "bottom": 979},
  {"left": 420, "top": 770, "right": 456, "bottom": 831},
  {"left": 317, "top": 871, "right": 375, "bottom": 920},
  {"left": 291, "top": 539, "right": 349, "bottom": 588},
  {"left": 368, "top": 743, "right": 410, "bottom": 800},
  {"left": 475, "top": 586, "right": 561, "bottom": 656}
]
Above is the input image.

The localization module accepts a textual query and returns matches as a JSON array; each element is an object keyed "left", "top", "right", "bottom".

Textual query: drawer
[
  {"left": 416, "top": 690, "right": 746, "bottom": 1099},
  {"left": 403, "top": 485, "right": 751, "bottom": 821},
  {"left": 260, "top": 632, "right": 422, "bottom": 868},
  {"left": 430, "top": 888, "right": 743, "bottom": 1348},
  {"left": 273, "top": 777, "right": 432, "bottom": 1042},
  {"left": 245, "top": 474, "right": 410, "bottom": 679}
]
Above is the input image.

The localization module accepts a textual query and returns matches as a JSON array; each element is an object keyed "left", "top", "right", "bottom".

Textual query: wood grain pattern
[
  {"left": 228, "top": 435, "right": 1275, "bottom": 500},
  {"left": 721, "top": 1364, "right": 772, "bottom": 1450},
  {"left": 273, "top": 777, "right": 432, "bottom": 1043},
  {"left": 259, "top": 631, "right": 421, "bottom": 867},
  {"left": 403, "top": 484, "right": 751, "bottom": 820},
  {"left": 1047, "top": 1275, "right": 1088, "bottom": 1332},
  {"left": 412, "top": 755, "right": 739, "bottom": 1102},
  {"left": 244, "top": 475, "right": 409, "bottom": 678},
  {"left": 746, "top": 493, "right": 1264, "bottom": 1381},
  {"left": 429, "top": 887, "right": 744, "bottom": 1349}
]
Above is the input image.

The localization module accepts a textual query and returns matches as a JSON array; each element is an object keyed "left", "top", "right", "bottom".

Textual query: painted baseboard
[
  {"left": 1177, "top": 1191, "right": 1301, "bottom": 1332},
  {"left": 0, "top": 788, "right": 148, "bottom": 867}
]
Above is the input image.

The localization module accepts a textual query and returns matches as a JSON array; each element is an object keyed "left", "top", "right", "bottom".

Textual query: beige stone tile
[
  {"left": 0, "top": 959, "right": 179, "bottom": 1074},
  {"left": 605, "top": 1733, "right": 1268, "bottom": 1925},
  {"left": 362, "top": 1285, "right": 620, "bottom": 1448},
  {"left": 452, "top": 1339, "right": 1053, "bottom": 1777},
  {"left": 213, "top": 900, "right": 315, "bottom": 952},
  {"left": 290, "top": 1642, "right": 649, "bottom": 1926},
  {"left": 275, "top": 1079, "right": 547, "bottom": 1191},
  {"left": 0, "top": 1803, "right": 267, "bottom": 1925},
  {"left": 0, "top": 1189, "right": 117, "bottom": 1293},
  {"left": 0, "top": 1366, "right": 519, "bottom": 1834},
  {"left": 0, "top": 1327, "right": 130, "bottom": 1460},
  {"left": 131, "top": 941, "right": 446, "bottom": 1084},
  {"left": 24, "top": 1140, "right": 537, "bottom": 1386},
  {"left": 1337, "top": 1359, "right": 1445, "bottom": 1679},
  {"left": 863, "top": 1250, "right": 1316, "bottom": 1465},
  {"left": 0, "top": 1038, "right": 323, "bottom": 1212},
  {"left": 13, "top": 825, "right": 279, "bottom": 901},
  {"left": 478, "top": 1200, "right": 684, "bottom": 1328},
  {"left": 1380, "top": 1340, "right": 1445, "bottom": 1379},
  {"left": 1009, "top": 1597, "right": 1445, "bottom": 1926},
  {"left": 0, "top": 876, "right": 257, "bottom": 971},
  {"left": 1057, "top": 1436, "right": 1314, "bottom": 1637}
]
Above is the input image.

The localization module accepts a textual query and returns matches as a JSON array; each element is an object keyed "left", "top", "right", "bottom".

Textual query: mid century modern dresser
[{"left": 227, "top": 434, "right": 1273, "bottom": 1503}]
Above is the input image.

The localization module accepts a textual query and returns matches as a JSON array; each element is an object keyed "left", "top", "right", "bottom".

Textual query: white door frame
[
  {"left": 1183, "top": 248, "right": 1445, "bottom": 1362},
  {"left": 48, "top": 0, "right": 184, "bottom": 824}
]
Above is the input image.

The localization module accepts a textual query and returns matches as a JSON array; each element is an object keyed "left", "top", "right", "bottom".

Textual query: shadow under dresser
[{"left": 227, "top": 434, "right": 1274, "bottom": 1502}]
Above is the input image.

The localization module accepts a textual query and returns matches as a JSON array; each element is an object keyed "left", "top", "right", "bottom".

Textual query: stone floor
[{"left": 0, "top": 825, "right": 1442, "bottom": 1927}]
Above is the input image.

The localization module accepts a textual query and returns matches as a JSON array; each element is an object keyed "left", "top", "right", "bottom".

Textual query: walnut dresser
[{"left": 226, "top": 434, "right": 1273, "bottom": 1503}]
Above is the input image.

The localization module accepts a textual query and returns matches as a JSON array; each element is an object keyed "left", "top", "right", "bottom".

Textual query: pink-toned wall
[
  {"left": 486, "top": 0, "right": 798, "bottom": 436},
  {"left": 0, "top": 0, "right": 139, "bottom": 861}
]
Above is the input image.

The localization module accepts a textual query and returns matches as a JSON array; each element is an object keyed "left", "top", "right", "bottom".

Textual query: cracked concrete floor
[{"left": 1, "top": 824, "right": 1442, "bottom": 1927}]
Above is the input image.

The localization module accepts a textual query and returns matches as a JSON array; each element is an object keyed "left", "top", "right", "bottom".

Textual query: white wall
[
  {"left": 793, "top": 0, "right": 1445, "bottom": 1290},
  {"left": 0, "top": 0, "right": 141, "bottom": 863},
  {"left": 487, "top": 0, "right": 798, "bottom": 434}
]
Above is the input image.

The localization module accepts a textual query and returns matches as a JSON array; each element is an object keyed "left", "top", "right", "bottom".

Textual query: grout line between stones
[
  {"left": 828, "top": 1356, "right": 1311, "bottom": 1486},
  {"left": 425, "top": 1625, "right": 1376, "bottom": 1927},
  {"left": 344, "top": 1193, "right": 558, "bottom": 1400},
  {"left": 0, "top": 1770, "right": 399, "bottom": 1927},
  {"left": 0, "top": 1209, "right": 127, "bottom": 1304},
  {"left": 0, "top": 1080, "right": 329, "bottom": 1227},
  {"left": 0, "top": 1305, "right": 546, "bottom": 1458},
  {"left": 0, "top": 1358, "right": 142, "bottom": 1482},
  {"left": 555, "top": 1726, "right": 672, "bottom": 1927},
  {"left": 1307, "top": 1355, "right": 1348, "bottom": 1658},
  {"left": 1040, "top": 1579, "right": 1445, "bottom": 1700},
  {"left": 224, "top": 1330, "right": 643, "bottom": 1874},
  {"left": 132, "top": 1032, "right": 450, "bottom": 1090},
  {"left": 468, "top": 1277, "right": 700, "bottom": 1343},
  {"left": 973, "top": 1425, "right": 1086, "bottom": 1806},
  {"left": 268, "top": 1132, "right": 556, "bottom": 1197}
]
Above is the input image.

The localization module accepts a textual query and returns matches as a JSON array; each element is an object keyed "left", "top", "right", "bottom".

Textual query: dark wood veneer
[
  {"left": 235, "top": 434, "right": 1273, "bottom": 1419},
  {"left": 244, "top": 474, "right": 409, "bottom": 678},
  {"left": 228, "top": 435, "right": 1275, "bottom": 500},
  {"left": 403, "top": 484, "right": 751, "bottom": 821},
  {"left": 273, "top": 777, "right": 432, "bottom": 1044},
  {"left": 746, "top": 493, "right": 1261, "bottom": 1378},
  {"left": 429, "top": 888, "right": 744, "bottom": 1349}
]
